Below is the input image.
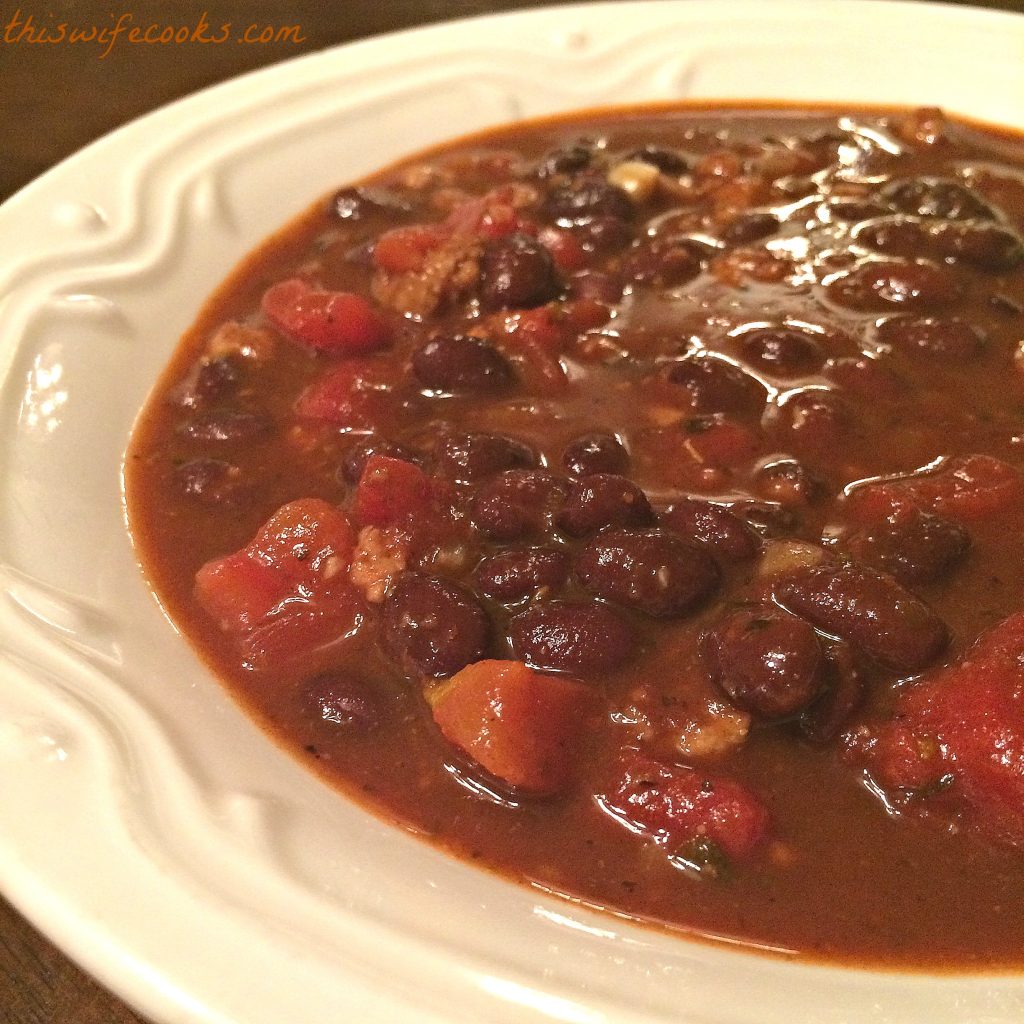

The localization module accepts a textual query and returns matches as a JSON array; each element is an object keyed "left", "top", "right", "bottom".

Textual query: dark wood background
[{"left": 0, "top": 0, "right": 1018, "bottom": 1020}]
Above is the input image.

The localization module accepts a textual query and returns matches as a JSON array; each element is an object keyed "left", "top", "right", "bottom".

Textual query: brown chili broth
[{"left": 127, "top": 105, "right": 1024, "bottom": 968}]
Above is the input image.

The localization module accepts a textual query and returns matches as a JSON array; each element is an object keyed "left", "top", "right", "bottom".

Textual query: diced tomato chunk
[
  {"left": 848, "top": 455, "right": 1023, "bottom": 524},
  {"left": 444, "top": 186, "right": 528, "bottom": 238},
  {"left": 431, "top": 660, "right": 596, "bottom": 794},
  {"left": 195, "top": 498, "right": 361, "bottom": 668},
  {"left": 193, "top": 552, "right": 284, "bottom": 634},
  {"left": 600, "top": 751, "right": 769, "bottom": 862},
  {"left": 355, "top": 455, "right": 432, "bottom": 528},
  {"left": 295, "top": 361, "right": 396, "bottom": 428},
  {"left": 261, "top": 278, "right": 390, "bottom": 354},
  {"left": 491, "top": 307, "right": 568, "bottom": 393},
  {"left": 538, "top": 227, "right": 587, "bottom": 273},
  {"left": 851, "top": 613, "right": 1024, "bottom": 847},
  {"left": 682, "top": 417, "right": 759, "bottom": 468},
  {"left": 373, "top": 225, "right": 449, "bottom": 274}
]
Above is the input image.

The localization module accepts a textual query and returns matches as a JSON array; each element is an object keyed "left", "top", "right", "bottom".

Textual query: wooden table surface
[{"left": 0, "top": 0, "right": 1019, "bottom": 1019}]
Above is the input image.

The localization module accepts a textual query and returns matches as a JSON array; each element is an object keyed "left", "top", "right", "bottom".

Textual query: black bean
[
  {"left": 826, "top": 260, "right": 960, "bottom": 311},
  {"left": 874, "top": 316, "right": 984, "bottom": 362},
  {"left": 701, "top": 606, "right": 824, "bottom": 719},
  {"left": 576, "top": 528, "right": 720, "bottom": 618},
  {"left": 479, "top": 232, "right": 560, "bottom": 310},
  {"left": 301, "top": 672, "right": 382, "bottom": 731},
  {"left": 940, "top": 222, "right": 1024, "bottom": 271},
  {"left": 568, "top": 270, "right": 624, "bottom": 304},
  {"left": 774, "top": 562, "right": 948, "bottom": 673},
  {"left": 178, "top": 409, "right": 272, "bottom": 443},
  {"left": 341, "top": 436, "right": 417, "bottom": 484},
  {"left": 798, "top": 642, "right": 866, "bottom": 744},
  {"left": 621, "top": 240, "right": 702, "bottom": 286},
  {"left": 881, "top": 177, "right": 995, "bottom": 220},
  {"left": 542, "top": 177, "right": 635, "bottom": 226},
  {"left": 626, "top": 144, "right": 689, "bottom": 174},
  {"left": 574, "top": 215, "right": 633, "bottom": 253},
  {"left": 855, "top": 217, "right": 1024, "bottom": 272},
  {"left": 853, "top": 217, "right": 929, "bottom": 258},
  {"left": 471, "top": 470, "right": 568, "bottom": 540},
  {"left": 412, "top": 334, "right": 513, "bottom": 392},
  {"left": 474, "top": 547, "right": 570, "bottom": 603},
  {"left": 562, "top": 432, "right": 630, "bottom": 477},
  {"left": 537, "top": 141, "right": 595, "bottom": 179},
  {"left": 846, "top": 510, "right": 970, "bottom": 585},
  {"left": 661, "top": 499, "right": 760, "bottom": 561},
  {"left": 557, "top": 474, "right": 654, "bottom": 537},
  {"left": 754, "top": 459, "right": 823, "bottom": 508},
  {"left": 508, "top": 601, "right": 635, "bottom": 675},
  {"left": 176, "top": 458, "right": 245, "bottom": 504},
  {"left": 739, "top": 326, "right": 823, "bottom": 375},
  {"left": 439, "top": 432, "right": 538, "bottom": 483},
  {"left": 383, "top": 574, "right": 489, "bottom": 678},
  {"left": 719, "top": 212, "right": 781, "bottom": 246},
  {"left": 825, "top": 198, "right": 893, "bottom": 222},
  {"left": 665, "top": 356, "right": 768, "bottom": 417},
  {"left": 781, "top": 389, "right": 852, "bottom": 452},
  {"left": 179, "top": 356, "right": 241, "bottom": 407},
  {"left": 331, "top": 186, "right": 411, "bottom": 223}
]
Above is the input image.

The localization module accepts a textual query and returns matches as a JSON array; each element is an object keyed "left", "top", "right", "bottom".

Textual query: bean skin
[
  {"left": 626, "top": 144, "right": 689, "bottom": 173},
  {"left": 176, "top": 458, "right": 246, "bottom": 504},
  {"left": 536, "top": 141, "right": 595, "bottom": 179},
  {"left": 661, "top": 500, "right": 761, "bottom": 561},
  {"left": 701, "top": 606, "right": 824, "bottom": 719},
  {"left": 881, "top": 177, "right": 995, "bottom": 220},
  {"left": 179, "top": 409, "right": 272, "bottom": 443},
  {"left": 826, "top": 260, "right": 960, "bottom": 312},
  {"left": 773, "top": 562, "right": 948, "bottom": 673},
  {"left": 439, "top": 433, "right": 538, "bottom": 483},
  {"left": 383, "top": 573, "right": 490, "bottom": 677},
  {"left": 874, "top": 316, "right": 984, "bottom": 362},
  {"left": 479, "top": 233, "right": 560, "bottom": 310},
  {"left": 666, "top": 356, "right": 768, "bottom": 417},
  {"left": 331, "top": 186, "right": 412, "bottom": 223},
  {"left": 412, "top": 334, "right": 513, "bottom": 392},
  {"left": 846, "top": 510, "right": 970, "bottom": 585},
  {"left": 621, "top": 240, "right": 702, "bottom": 287},
  {"left": 557, "top": 473, "right": 655, "bottom": 537},
  {"left": 509, "top": 600, "right": 635, "bottom": 675},
  {"left": 720, "top": 212, "right": 781, "bottom": 246},
  {"left": 740, "top": 326, "right": 823, "bottom": 376},
  {"left": 471, "top": 470, "right": 568, "bottom": 541},
  {"left": 474, "top": 547, "right": 570, "bottom": 603},
  {"left": 576, "top": 528, "right": 720, "bottom": 618},
  {"left": 541, "top": 177, "right": 634, "bottom": 225},
  {"left": 301, "top": 672, "right": 382, "bottom": 732},
  {"left": 562, "top": 432, "right": 630, "bottom": 477}
]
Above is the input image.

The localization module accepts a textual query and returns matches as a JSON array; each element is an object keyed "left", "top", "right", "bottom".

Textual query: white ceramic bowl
[{"left": 1, "top": 3, "right": 1023, "bottom": 1021}]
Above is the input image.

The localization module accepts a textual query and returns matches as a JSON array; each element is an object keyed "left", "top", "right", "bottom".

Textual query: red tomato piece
[
  {"left": 493, "top": 307, "right": 569, "bottom": 393},
  {"left": 682, "top": 417, "right": 759, "bottom": 468},
  {"left": 195, "top": 498, "right": 361, "bottom": 668},
  {"left": 600, "top": 751, "right": 769, "bottom": 862},
  {"left": 538, "top": 227, "right": 587, "bottom": 273},
  {"left": 851, "top": 613, "right": 1024, "bottom": 847},
  {"left": 261, "top": 278, "right": 390, "bottom": 354},
  {"left": 295, "top": 361, "right": 395, "bottom": 429},
  {"left": 444, "top": 186, "right": 526, "bottom": 238},
  {"left": 432, "top": 660, "right": 596, "bottom": 794},
  {"left": 851, "top": 614, "right": 1024, "bottom": 847},
  {"left": 849, "top": 455, "right": 1022, "bottom": 524},
  {"left": 373, "top": 225, "right": 449, "bottom": 274},
  {"left": 355, "top": 455, "right": 432, "bottom": 528}
]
